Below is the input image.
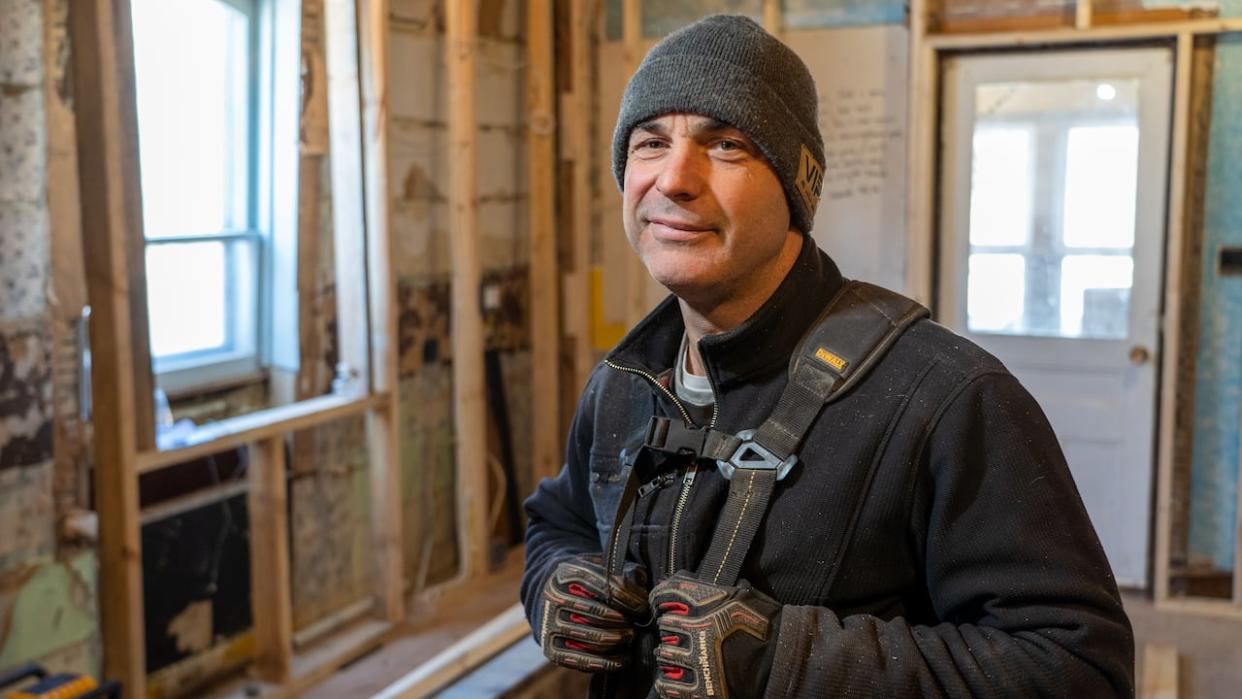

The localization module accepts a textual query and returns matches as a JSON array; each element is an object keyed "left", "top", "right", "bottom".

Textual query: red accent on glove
[{"left": 660, "top": 601, "right": 691, "bottom": 615}]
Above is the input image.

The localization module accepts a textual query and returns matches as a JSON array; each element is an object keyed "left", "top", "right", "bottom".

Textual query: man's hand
[
  {"left": 538, "top": 554, "right": 650, "bottom": 672},
  {"left": 650, "top": 571, "right": 782, "bottom": 699}
]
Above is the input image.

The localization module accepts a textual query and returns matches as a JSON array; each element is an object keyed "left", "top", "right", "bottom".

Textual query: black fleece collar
[{"left": 606, "top": 236, "right": 846, "bottom": 391}]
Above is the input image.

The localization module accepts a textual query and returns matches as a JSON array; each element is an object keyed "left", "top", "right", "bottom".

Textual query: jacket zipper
[{"left": 603, "top": 358, "right": 718, "bottom": 575}]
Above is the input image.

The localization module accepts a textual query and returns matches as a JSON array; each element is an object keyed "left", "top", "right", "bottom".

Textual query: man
[{"left": 521, "top": 14, "right": 1133, "bottom": 698}]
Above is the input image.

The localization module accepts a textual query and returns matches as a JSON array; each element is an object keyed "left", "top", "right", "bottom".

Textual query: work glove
[
  {"left": 650, "top": 571, "right": 782, "bottom": 699},
  {"left": 538, "top": 553, "right": 650, "bottom": 672}
]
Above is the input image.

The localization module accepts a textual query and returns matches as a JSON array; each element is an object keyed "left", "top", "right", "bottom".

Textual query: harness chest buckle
[{"left": 716, "top": 428, "right": 797, "bottom": 482}]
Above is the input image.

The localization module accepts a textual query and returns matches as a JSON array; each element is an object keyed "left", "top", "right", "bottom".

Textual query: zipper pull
[{"left": 637, "top": 472, "right": 676, "bottom": 498}]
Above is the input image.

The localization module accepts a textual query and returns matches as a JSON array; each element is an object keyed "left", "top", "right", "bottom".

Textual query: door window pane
[
  {"left": 132, "top": 0, "right": 251, "bottom": 238},
  {"left": 1060, "top": 255, "right": 1133, "bottom": 339},
  {"left": 969, "top": 126, "right": 1032, "bottom": 247},
  {"left": 146, "top": 242, "right": 228, "bottom": 358},
  {"left": 1063, "top": 124, "right": 1139, "bottom": 249},
  {"left": 967, "top": 253, "right": 1026, "bottom": 333}
]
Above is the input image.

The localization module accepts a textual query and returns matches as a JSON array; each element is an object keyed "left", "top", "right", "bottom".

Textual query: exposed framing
[
  {"left": 906, "top": 2, "right": 1242, "bottom": 620},
  {"left": 68, "top": 0, "right": 148, "bottom": 692},
  {"left": 528, "top": 0, "right": 562, "bottom": 483},
  {"left": 566, "top": 0, "right": 595, "bottom": 394},
  {"left": 446, "top": 0, "right": 492, "bottom": 581},
  {"left": 71, "top": 0, "right": 408, "bottom": 695}
]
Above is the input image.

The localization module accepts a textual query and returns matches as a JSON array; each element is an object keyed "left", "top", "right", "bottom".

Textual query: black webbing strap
[{"left": 696, "top": 282, "right": 929, "bottom": 586}]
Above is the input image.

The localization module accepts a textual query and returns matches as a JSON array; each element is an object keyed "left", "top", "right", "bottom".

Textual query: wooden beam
[
  {"left": 248, "top": 436, "right": 295, "bottom": 683},
  {"left": 620, "top": 0, "right": 648, "bottom": 329},
  {"left": 1076, "top": 0, "right": 1093, "bottom": 31},
  {"left": 1154, "top": 32, "right": 1194, "bottom": 606},
  {"left": 325, "top": 0, "right": 372, "bottom": 398},
  {"left": 371, "top": 604, "right": 530, "bottom": 699},
  {"left": 566, "top": 0, "right": 595, "bottom": 393},
  {"left": 763, "top": 0, "right": 782, "bottom": 35},
  {"left": 527, "top": 0, "right": 561, "bottom": 483},
  {"left": 1139, "top": 643, "right": 1179, "bottom": 699},
  {"left": 136, "top": 393, "right": 385, "bottom": 473},
  {"left": 904, "top": 0, "right": 936, "bottom": 305},
  {"left": 447, "top": 0, "right": 491, "bottom": 578},
  {"left": 927, "top": 17, "right": 1242, "bottom": 50},
  {"left": 1236, "top": 409, "right": 1242, "bottom": 604},
  {"left": 67, "top": 0, "right": 147, "bottom": 692},
  {"left": 356, "top": 0, "right": 406, "bottom": 624}
]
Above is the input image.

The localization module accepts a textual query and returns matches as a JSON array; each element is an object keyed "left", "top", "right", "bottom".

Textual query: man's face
[{"left": 622, "top": 113, "right": 798, "bottom": 310}]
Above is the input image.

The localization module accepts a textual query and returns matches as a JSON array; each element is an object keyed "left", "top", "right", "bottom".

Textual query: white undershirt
[{"left": 674, "top": 333, "right": 715, "bottom": 407}]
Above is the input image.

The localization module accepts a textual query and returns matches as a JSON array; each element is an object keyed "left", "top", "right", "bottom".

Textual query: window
[
  {"left": 131, "top": 0, "right": 263, "bottom": 392},
  {"left": 964, "top": 79, "right": 1140, "bottom": 340}
]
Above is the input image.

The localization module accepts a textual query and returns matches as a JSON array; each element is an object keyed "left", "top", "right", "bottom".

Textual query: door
[{"left": 939, "top": 48, "right": 1173, "bottom": 588}]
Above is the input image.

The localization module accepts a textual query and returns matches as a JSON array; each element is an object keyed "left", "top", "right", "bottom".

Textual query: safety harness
[{"left": 604, "top": 281, "right": 930, "bottom": 590}]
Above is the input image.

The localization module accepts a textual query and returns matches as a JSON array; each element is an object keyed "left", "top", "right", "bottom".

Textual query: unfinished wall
[
  {"left": 0, "top": 0, "right": 101, "bottom": 679},
  {"left": 387, "top": 0, "right": 535, "bottom": 588},
  {"left": 1188, "top": 34, "right": 1242, "bottom": 574}
]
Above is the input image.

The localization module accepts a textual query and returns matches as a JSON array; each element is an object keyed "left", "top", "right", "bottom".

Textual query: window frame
[{"left": 133, "top": 0, "right": 267, "bottom": 396}]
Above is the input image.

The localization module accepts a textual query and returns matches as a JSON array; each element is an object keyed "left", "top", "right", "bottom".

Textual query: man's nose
[{"left": 654, "top": 143, "right": 704, "bottom": 201}]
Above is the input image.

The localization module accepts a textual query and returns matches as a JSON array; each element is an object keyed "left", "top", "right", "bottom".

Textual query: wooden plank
[
  {"left": 904, "top": 0, "right": 936, "bottom": 305},
  {"left": 527, "top": 0, "right": 561, "bottom": 484},
  {"left": 764, "top": 0, "right": 782, "bottom": 35},
  {"left": 447, "top": 0, "right": 491, "bottom": 579},
  {"left": 927, "top": 18, "right": 1242, "bottom": 50},
  {"left": 371, "top": 604, "right": 530, "bottom": 699},
  {"left": 621, "top": 0, "right": 648, "bottom": 330},
  {"left": 1236, "top": 408, "right": 1242, "bottom": 604},
  {"left": 324, "top": 0, "right": 372, "bottom": 398},
  {"left": 1076, "top": 0, "right": 1093, "bottom": 31},
  {"left": 248, "top": 436, "right": 295, "bottom": 682},
  {"left": 1139, "top": 643, "right": 1179, "bottom": 699},
  {"left": 1154, "top": 32, "right": 1194, "bottom": 606},
  {"left": 136, "top": 393, "right": 385, "bottom": 473},
  {"left": 356, "top": 0, "right": 406, "bottom": 625},
  {"left": 66, "top": 0, "right": 147, "bottom": 693},
  {"left": 566, "top": 0, "right": 595, "bottom": 394}
]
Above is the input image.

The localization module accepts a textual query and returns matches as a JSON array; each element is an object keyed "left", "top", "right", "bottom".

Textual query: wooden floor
[
  {"left": 1125, "top": 591, "right": 1242, "bottom": 698},
  {"left": 292, "top": 584, "right": 1242, "bottom": 698},
  {"left": 303, "top": 559, "right": 527, "bottom": 698}
]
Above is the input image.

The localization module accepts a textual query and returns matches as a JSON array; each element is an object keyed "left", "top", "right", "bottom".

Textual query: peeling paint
[
  {"left": 0, "top": 550, "right": 97, "bottom": 669},
  {"left": 0, "top": 460, "right": 54, "bottom": 570},
  {"left": 0, "top": 323, "right": 52, "bottom": 472},
  {"left": 166, "top": 600, "right": 213, "bottom": 655},
  {"left": 0, "top": 0, "right": 44, "bottom": 86}
]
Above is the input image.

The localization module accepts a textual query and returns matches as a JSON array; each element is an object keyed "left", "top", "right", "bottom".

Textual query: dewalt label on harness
[
  {"left": 795, "top": 144, "right": 824, "bottom": 215},
  {"left": 815, "top": 347, "right": 848, "bottom": 372}
]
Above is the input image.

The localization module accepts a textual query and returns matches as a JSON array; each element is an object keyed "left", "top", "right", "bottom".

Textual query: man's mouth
[{"left": 646, "top": 217, "right": 713, "bottom": 241}]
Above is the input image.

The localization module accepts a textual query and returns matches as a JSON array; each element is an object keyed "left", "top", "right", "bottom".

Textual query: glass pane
[
  {"left": 969, "top": 126, "right": 1032, "bottom": 247},
  {"left": 1063, "top": 124, "right": 1139, "bottom": 249},
  {"left": 146, "top": 242, "right": 228, "bottom": 358},
  {"left": 966, "top": 77, "right": 1140, "bottom": 339},
  {"left": 132, "top": 0, "right": 251, "bottom": 238},
  {"left": 1060, "top": 255, "right": 1133, "bottom": 339},
  {"left": 967, "top": 253, "right": 1025, "bottom": 333}
]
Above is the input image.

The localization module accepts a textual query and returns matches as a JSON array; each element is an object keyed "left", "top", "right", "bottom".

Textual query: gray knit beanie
[{"left": 611, "top": 14, "right": 825, "bottom": 233}]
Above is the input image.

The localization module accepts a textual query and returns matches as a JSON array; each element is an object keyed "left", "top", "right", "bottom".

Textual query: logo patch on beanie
[{"left": 794, "top": 144, "right": 824, "bottom": 216}]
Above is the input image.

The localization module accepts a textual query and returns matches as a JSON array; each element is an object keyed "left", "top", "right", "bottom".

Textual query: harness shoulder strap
[{"left": 697, "top": 281, "right": 928, "bottom": 586}]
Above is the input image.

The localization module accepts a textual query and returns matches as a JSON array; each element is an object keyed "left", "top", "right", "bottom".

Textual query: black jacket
[{"left": 522, "top": 238, "right": 1134, "bottom": 697}]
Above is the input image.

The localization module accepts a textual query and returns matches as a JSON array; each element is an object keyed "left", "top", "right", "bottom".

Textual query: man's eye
[{"left": 633, "top": 139, "right": 665, "bottom": 151}]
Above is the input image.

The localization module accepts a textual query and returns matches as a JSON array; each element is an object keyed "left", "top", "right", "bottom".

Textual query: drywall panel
[
  {"left": 1188, "top": 35, "right": 1242, "bottom": 572},
  {"left": 784, "top": 25, "right": 909, "bottom": 291}
]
